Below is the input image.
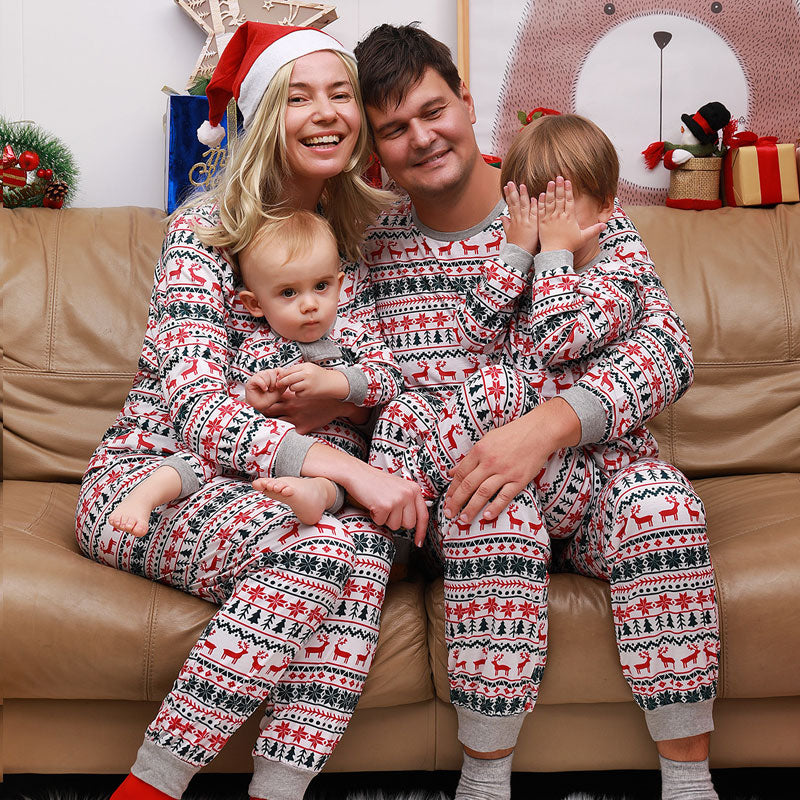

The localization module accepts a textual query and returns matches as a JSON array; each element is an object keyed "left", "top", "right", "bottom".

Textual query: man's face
[{"left": 366, "top": 68, "right": 480, "bottom": 203}]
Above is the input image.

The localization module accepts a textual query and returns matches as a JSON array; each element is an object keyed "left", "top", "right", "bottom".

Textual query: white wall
[{"left": 2, "top": 0, "right": 457, "bottom": 209}]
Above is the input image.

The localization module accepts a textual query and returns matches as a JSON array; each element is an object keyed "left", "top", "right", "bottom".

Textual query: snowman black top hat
[{"left": 681, "top": 101, "right": 731, "bottom": 145}]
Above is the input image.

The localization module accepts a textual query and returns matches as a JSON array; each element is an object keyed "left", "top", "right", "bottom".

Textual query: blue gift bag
[{"left": 165, "top": 95, "right": 240, "bottom": 213}]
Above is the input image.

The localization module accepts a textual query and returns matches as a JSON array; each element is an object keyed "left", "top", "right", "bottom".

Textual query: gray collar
[{"left": 411, "top": 199, "right": 507, "bottom": 242}]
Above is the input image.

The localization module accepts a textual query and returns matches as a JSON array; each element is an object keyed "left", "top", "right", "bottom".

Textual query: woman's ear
[{"left": 239, "top": 290, "right": 265, "bottom": 317}]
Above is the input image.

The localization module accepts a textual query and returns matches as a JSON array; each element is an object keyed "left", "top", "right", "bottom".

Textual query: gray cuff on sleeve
[
  {"left": 327, "top": 483, "right": 346, "bottom": 514},
  {"left": 456, "top": 706, "right": 528, "bottom": 751},
  {"left": 645, "top": 699, "right": 715, "bottom": 741},
  {"left": 534, "top": 248, "right": 573, "bottom": 275},
  {"left": 499, "top": 243, "right": 534, "bottom": 274},
  {"left": 160, "top": 455, "right": 200, "bottom": 499},
  {"left": 272, "top": 429, "right": 316, "bottom": 478},
  {"left": 340, "top": 366, "right": 368, "bottom": 405},
  {"left": 559, "top": 383, "right": 608, "bottom": 446}
]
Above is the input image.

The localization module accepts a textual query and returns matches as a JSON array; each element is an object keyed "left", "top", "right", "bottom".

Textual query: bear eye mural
[{"left": 484, "top": 0, "right": 800, "bottom": 205}]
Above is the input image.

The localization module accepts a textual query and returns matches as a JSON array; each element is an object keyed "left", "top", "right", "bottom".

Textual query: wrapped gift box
[
  {"left": 165, "top": 94, "right": 239, "bottom": 214},
  {"left": 722, "top": 136, "right": 799, "bottom": 207}
]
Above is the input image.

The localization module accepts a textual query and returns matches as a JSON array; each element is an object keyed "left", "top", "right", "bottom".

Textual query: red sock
[{"left": 110, "top": 774, "right": 177, "bottom": 800}]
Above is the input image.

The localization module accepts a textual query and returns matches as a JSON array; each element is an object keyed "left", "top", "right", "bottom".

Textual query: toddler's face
[{"left": 240, "top": 236, "right": 343, "bottom": 342}]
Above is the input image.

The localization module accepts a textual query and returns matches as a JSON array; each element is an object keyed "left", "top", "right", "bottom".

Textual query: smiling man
[{"left": 344, "top": 22, "right": 721, "bottom": 800}]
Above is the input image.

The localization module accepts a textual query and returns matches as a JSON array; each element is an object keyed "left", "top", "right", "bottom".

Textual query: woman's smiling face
[{"left": 283, "top": 50, "right": 362, "bottom": 185}]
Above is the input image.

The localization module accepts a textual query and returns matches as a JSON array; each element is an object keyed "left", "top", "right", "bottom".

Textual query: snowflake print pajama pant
[
  {"left": 77, "top": 451, "right": 393, "bottom": 800},
  {"left": 370, "top": 364, "right": 719, "bottom": 751}
]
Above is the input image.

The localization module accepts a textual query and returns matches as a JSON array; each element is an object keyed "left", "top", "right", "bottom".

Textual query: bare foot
[
  {"left": 252, "top": 476, "right": 337, "bottom": 526},
  {"left": 109, "top": 465, "right": 183, "bottom": 537}
]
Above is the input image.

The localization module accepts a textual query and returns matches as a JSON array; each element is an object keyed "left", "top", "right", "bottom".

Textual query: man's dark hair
[{"left": 354, "top": 23, "right": 462, "bottom": 110}]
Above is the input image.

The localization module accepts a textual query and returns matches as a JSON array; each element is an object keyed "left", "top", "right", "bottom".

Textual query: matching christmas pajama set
[
  {"left": 76, "top": 206, "right": 403, "bottom": 800},
  {"left": 343, "top": 198, "right": 719, "bottom": 752}
]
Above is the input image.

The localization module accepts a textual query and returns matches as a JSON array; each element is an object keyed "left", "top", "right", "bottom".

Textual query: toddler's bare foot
[
  {"left": 252, "top": 476, "right": 337, "bottom": 526},
  {"left": 109, "top": 465, "right": 183, "bottom": 537}
]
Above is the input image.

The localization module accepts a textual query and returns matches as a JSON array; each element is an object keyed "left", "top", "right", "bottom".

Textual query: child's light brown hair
[
  {"left": 500, "top": 114, "right": 619, "bottom": 204},
  {"left": 238, "top": 210, "right": 338, "bottom": 279}
]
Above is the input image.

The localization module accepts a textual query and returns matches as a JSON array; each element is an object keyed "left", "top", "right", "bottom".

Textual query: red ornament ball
[
  {"left": 36, "top": 167, "right": 54, "bottom": 181},
  {"left": 18, "top": 150, "right": 40, "bottom": 171}
]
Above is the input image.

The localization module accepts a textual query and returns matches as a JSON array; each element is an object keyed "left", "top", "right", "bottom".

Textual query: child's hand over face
[
  {"left": 501, "top": 182, "right": 538, "bottom": 254},
  {"left": 538, "top": 177, "right": 607, "bottom": 254},
  {"left": 245, "top": 369, "right": 284, "bottom": 413},
  {"left": 276, "top": 363, "right": 350, "bottom": 401}
]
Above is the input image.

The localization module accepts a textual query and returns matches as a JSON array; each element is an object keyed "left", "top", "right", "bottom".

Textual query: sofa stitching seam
[
  {"left": 710, "top": 510, "right": 800, "bottom": 543},
  {"left": 769, "top": 212, "right": 793, "bottom": 360},
  {"left": 20, "top": 484, "right": 57, "bottom": 532},
  {"left": 46, "top": 210, "right": 64, "bottom": 372}
]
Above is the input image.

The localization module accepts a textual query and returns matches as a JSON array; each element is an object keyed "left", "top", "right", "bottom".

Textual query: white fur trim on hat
[
  {"left": 238, "top": 28, "right": 354, "bottom": 128},
  {"left": 197, "top": 120, "right": 226, "bottom": 148}
]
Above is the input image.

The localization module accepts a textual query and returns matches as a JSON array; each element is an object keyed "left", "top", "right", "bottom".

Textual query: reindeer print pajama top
[
  {"left": 75, "top": 205, "right": 401, "bottom": 800},
  {"left": 344, "top": 197, "right": 719, "bottom": 749}
]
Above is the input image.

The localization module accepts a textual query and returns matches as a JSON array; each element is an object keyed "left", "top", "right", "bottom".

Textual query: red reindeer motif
[
  {"left": 703, "top": 641, "right": 718, "bottom": 663},
  {"left": 421, "top": 239, "right": 433, "bottom": 256},
  {"left": 462, "top": 355, "right": 482, "bottom": 379},
  {"left": 267, "top": 656, "right": 291, "bottom": 676},
  {"left": 251, "top": 651, "right": 268, "bottom": 672},
  {"left": 435, "top": 360, "right": 458, "bottom": 381},
  {"left": 552, "top": 374, "right": 573, "bottom": 391},
  {"left": 304, "top": 633, "right": 330, "bottom": 658},
  {"left": 186, "top": 264, "right": 206, "bottom": 284},
  {"left": 601, "top": 372, "right": 615, "bottom": 393},
  {"left": 443, "top": 423, "right": 464, "bottom": 451},
  {"left": 453, "top": 648, "right": 467, "bottom": 672},
  {"left": 369, "top": 241, "right": 385, "bottom": 261},
  {"left": 630, "top": 504, "right": 654, "bottom": 531},
  {"left": 221, "top": 641, "right": 249, "bottom": 664},
  {"left": 657, "top": 645, "right": 675, "bottom": 670},
  {"left": 681, "top": 644, "right": 701, "bottom": 668},
  {"left": 333, "top": 637, "right": 352, "bottom": 663},
  {"left": 135, "top": 433, "right": 156, "bottom": 451},
  {"left": 472, "top": 647, "right": 489, "bottom": 671},
  {"left": 517, "top": 651, "right": 532, "bottom": 675},
  {"left": 491, "top": 654, "right": 510, "bottom": 676},
  {"left": 634, "top": 650, "right": 652, "bottom": 674},
  {"left": 506, "top": 504, "right": 525, "bottom": 531},
  {"left": 659, "top": 496, "right": 681, "bottom": 523},
  {"left": 438, "top": 240, "right": 455, "bottom": 257},
  {"left": 387, "top": 243, "right": 403, "bottom": 258},
  {"left": 355, "top": 644, "right": 374, "bottom": 668},
  {"left": 278, "top": 521, "right": 302, "bottom": 546},
  {"left": 168, "top": 264, "right": 184, "bottom": 281},
  {"left": 405, "top": 244, "right": 419, "bottom": 258},
  {"left": 461, "top": 240, "right": 481, "bottom": 256},
  {"left": 486, "top": 230, "right": 503, "bottom": 252},
  {"left": 479, "top": 515, "right": 498, "bottom": 531},
  {"left": 180, "top": 358, "right": 200, "bottom": 381},
  {"left": 99, "top": 538, "right": 116, "bottom": 556},
  {"left": 201, "top": 639, "right": 217, "bottom": 655},
  {"left": 411, "top": 362, "right": 430, "bottom": 383},
  {"left": 684, "top": 499, "right": 701, "bottom": 523}
]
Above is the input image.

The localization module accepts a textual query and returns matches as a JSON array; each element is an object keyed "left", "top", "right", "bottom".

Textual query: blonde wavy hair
[{"left": 178, "top": 51, "right": 392, "bottom": 261}]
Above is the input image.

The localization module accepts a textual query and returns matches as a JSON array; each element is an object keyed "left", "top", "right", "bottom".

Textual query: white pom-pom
[{"left": 197, "top": 121, "right": 226, "bottom": 147}]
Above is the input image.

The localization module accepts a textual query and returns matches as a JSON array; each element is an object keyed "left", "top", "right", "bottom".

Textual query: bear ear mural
[{"left": 491, "top": 0, "right": 800, "bottom": 205}]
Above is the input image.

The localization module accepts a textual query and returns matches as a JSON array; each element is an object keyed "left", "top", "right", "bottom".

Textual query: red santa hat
[{"left": 197, "top": 22, "right": 354, "bottom": 147}]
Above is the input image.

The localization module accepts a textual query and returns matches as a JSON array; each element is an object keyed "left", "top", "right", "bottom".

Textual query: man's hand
[
  {"left": 444, "top": 396, "right": 581, "bottom": 523},
  {"left": 276, "top": 363, "right": 350, "bottom": 400},
  {"left": 538, "top": 176, "right": 605, "bottom": 254},
  {"left": 501, "top": 181, "right": 538, "bottom": 254},
  {"left": 245, "top": 369, "right": 284, "bottom": 413}
]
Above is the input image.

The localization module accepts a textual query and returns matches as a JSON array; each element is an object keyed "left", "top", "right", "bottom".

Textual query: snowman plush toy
[{"left": 644, "top": 101, "right": 731, "bottom": 169}]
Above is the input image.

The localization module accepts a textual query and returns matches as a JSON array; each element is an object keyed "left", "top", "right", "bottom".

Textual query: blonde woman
[{"left": 76, "top": 23, "right": 425, "bottom": 800}]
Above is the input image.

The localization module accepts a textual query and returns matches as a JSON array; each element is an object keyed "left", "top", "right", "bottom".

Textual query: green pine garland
[{"left": 1, "top": 117, "right": 79, "bottom": 208}]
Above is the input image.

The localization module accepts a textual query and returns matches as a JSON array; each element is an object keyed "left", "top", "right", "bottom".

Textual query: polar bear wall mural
[{"left": 482, "top": 0, "right": 800, "bottom": 205}]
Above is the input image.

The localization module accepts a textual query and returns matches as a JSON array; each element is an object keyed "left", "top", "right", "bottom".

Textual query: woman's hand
[
  {"left": 444, "top": 396, "right": 581, "bottom": 523},
  {"left": 266, "top": 390, "right": 357, "bottom": 434},
  {"left": 245, "top": 369, "right": 284, "bottom": 413}
]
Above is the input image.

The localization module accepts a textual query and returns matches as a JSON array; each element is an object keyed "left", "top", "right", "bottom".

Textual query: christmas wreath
[{"left": 1, "top": 117, "right": 79, "bottom": 209}]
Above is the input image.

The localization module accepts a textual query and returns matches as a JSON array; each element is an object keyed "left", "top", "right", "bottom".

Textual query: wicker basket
[{"left": 668, "top": 156, "right": 723, "bottom": 202}]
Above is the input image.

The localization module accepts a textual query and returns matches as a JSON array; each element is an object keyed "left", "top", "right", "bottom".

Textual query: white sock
[
  {"left": 659, "top": 755, "right": 719, "bottom": 800},
  {"left": 454, "top": 752, "right": 513, "bottom": 800}
]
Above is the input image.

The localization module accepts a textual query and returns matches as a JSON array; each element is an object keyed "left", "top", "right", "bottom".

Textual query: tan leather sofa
[{"left": 3, "top": 204, "right": 799, "bottom": 777}]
